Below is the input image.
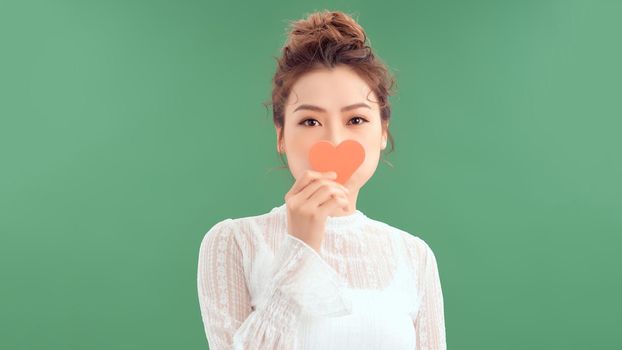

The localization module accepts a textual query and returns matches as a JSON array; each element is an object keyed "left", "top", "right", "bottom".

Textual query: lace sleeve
[
  {"left": 197, "top": 219, "right": 352, "bottom": 350},
  {"left": 409, "top": 239, "right": 447, "bottom": 350}
]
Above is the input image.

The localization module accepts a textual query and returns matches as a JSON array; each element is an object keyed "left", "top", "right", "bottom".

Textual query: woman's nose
[{"left": 325, "top": 127, "right": 346, "bottom": 146}]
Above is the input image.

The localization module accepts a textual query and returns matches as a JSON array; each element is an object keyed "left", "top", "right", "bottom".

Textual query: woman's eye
[
  {"left": 299, "top": 116, "right": 368, "bottom": 127},
  {"left": 349, "top": 116, "right": 369, "bottom": 125},
  {"left": 300, "top": 119, "right": 319, "bottom": 127}
]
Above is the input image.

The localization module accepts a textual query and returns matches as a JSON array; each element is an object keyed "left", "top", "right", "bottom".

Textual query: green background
[{"left": 1, "top": 0, "right": 620, "bottom": 349}]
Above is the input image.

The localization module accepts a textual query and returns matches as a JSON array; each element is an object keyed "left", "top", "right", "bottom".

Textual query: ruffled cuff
[
  {"left": 233, "top": 286, "right": 302, "bottom": 349},
  {"left": 257, "top": 234, "right": 352, "bottom": 318}
]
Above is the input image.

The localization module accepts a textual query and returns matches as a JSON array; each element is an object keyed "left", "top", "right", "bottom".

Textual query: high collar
[{"left": 271, "top": 202, "right": 367, "bottom": 231}]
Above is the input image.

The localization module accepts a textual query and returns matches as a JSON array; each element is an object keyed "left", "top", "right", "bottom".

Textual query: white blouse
[{"left": 197, "top": 202, "right": 446, "bottom": 349}]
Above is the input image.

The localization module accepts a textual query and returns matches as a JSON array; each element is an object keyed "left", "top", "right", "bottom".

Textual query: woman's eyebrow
[{"left": 293, "top": 102, "right": 371, "bottom": 113}]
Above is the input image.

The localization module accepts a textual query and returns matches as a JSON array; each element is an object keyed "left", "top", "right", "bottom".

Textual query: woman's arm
[
  {"left": 409, "top": 238, "right": 447, "bottom": 350},
  {"left": 197, "top": 219, "right": 351, "bottom": 350}
]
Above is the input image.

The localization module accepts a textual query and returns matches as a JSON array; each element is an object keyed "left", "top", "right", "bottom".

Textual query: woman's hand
[{"left": 284, "top": 170, "right": 350, "bottom": 253}]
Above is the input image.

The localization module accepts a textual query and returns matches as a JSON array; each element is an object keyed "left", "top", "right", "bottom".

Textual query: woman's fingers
[
  {"left": 286, "top": 170, "right": 336, "bottom": 199},
  {"left": 318, "top": 193, "right": 349, "bottom": 216},
  {"left": 298, "top": 178, "right": 349, "bottom": 202},
  {"left": 307, "top": 183, "right": 348, "bottom": 210}
]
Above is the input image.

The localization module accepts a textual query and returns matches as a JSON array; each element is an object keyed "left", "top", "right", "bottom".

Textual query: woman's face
[{"left": 276, "top": 64, "right": 388, "bottom": 202}]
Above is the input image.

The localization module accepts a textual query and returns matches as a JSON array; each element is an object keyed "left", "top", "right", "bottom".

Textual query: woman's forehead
[
  {"left": 291, "top": 66, "right": 370, "bottom": 95},
  {"left": 286, "top": 86, "right": 378, "bottom": 115}
]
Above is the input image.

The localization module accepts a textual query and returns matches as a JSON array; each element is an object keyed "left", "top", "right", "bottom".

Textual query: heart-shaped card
[{"left": 308, "top": 139, "right": 365, "bottom": 184}]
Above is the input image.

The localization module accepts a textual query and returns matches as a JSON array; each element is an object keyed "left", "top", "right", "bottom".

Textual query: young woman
[{"left": 197, "top": 10, "right": 446, "bottom": 350}]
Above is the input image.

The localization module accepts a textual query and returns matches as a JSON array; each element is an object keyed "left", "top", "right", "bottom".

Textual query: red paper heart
[{"left": 308, "top": 139, "right": 365, "bottom": 184}]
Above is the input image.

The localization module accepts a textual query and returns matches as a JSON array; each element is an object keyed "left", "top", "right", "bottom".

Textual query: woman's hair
[{"left": 263, "top": 9, "right": 397, "bottom": 170}]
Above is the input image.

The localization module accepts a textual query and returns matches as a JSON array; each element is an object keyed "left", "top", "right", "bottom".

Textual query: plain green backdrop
[{"left": 1, "top": 0, "right": 620, "bottom": 349}]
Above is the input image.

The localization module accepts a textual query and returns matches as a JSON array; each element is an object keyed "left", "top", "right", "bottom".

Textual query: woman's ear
[
  {"left": 275, "top": 127, "right": 285, "bottom": 153},
  {"left": 381, "top": 128, "right": 388, "bottom": 150}
]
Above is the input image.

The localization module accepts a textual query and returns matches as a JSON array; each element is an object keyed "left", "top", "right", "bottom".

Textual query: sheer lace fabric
[{"left": 197, "top": 202, "right": 446, "bottom": 349}]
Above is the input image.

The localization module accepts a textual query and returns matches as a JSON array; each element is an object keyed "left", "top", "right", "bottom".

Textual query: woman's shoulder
[
  {"left": 199, "top": 205, "right": 284, "bottom": 247},
  {"left": 365, "top": 217, "right": 435, "bottom": 257},
  {"left": 365, "top": 219, "right": 441, "bottom": 279}
]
